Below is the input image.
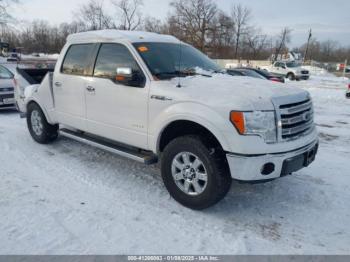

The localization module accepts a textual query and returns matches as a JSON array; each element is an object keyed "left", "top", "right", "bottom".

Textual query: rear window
[{"left": 61, "top": 44, "right": 95, "bottom": 76}]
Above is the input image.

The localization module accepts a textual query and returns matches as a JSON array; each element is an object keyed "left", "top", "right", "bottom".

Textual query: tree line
[{"left": 1, "top": 0, "right": 350, "bottom": 62}]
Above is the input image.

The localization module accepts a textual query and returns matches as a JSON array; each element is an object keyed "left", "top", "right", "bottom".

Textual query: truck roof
[{"left": 67, "top": 30, "right": 180, "bottom": 44}]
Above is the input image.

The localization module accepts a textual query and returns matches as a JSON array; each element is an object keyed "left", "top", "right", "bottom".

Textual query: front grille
[
  {"left": 279, "top": 99, "right": 314, "bottom": 140},
  {"left": 0, "top": 94, "right": 14, "bottom": 100},
  {"left": 301, "top": 71, "right": 309, "bottom": 75},
  {"left": 0, "top": 87, "right": 14, "bottom": 92}
]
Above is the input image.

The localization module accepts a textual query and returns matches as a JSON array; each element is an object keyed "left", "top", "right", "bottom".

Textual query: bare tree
[
  {"left": 273, "top": 27, "right": 292, "bottom": 62},
  {"left": 0, "top": 0, "right": 19, "bottom": 37},
  {"left": 112, "top": 0, "right": 143, "bottom": 30},
  {"left": 168, "top": 0, "right": 218, "bottom": 52},
  {"left": 143, "top": 16, "right": 165, "bottom": 34},
  {"left": 208, "top": 11, "right": 235, "bottom": 58},
  {"left": 231, "top": 4, "right": 252, "bottom": 59},
  {"left": 245, "top": 31, "right": 269, "bottom": 59},
  {"left": 74, "top": 0, "right": 114, "bottom": 31}
]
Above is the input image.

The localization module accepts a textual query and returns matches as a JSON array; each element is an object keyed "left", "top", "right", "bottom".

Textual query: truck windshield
[
  {"left": 286, "top": 62, "right": 301, "bottom": 68},
  {"left": 133, "top": 42, "right": 222, "bottom": 80}
]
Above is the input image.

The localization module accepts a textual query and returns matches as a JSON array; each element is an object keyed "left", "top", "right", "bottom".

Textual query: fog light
[{"left": 261, "top": 163, "right": 275, "bottom": 176}]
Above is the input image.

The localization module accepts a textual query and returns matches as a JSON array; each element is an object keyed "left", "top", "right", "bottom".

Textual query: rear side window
[
  {"left": 61, "top": 44, "right": 95, "bottom": 76},
  {"left": 93, "top": 43, "right": 142, "bottom": 79}
]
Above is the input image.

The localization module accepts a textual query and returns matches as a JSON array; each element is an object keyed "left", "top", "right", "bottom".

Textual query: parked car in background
[
  {"left": 7, "top": 52, "right": 20, "bottom": 62},
  {"left": 336, "top": 63, "right": 350, "bottom": 72},
  {"left": 227, "top": 68, "right": 267, "bottom": 80},
  {"left": 0, "top": 65, "right": 16, "bottom": 110},
  {"left": 237, "top": 68, "right": 285, "bottom": 83},
  {"left": 226, "top": 68, "right": 285, "bottom": 83},
  {"left": 17, "top": 30, "right": 318, "bottom": 210},
  {"left": 226, "top": 69, "right": 246, "bottom": 77},
  {"left": 264, "top": 61, "right": 310, "bottom": 81}
]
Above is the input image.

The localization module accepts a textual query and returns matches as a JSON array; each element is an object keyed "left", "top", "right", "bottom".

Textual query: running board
[{"left": 60, "top": 129, "right": 158, "bottom": 165}]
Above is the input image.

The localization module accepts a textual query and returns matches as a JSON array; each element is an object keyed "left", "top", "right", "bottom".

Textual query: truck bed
[{"left": 16, "top": 68, "right": 54, "bottom": 85}]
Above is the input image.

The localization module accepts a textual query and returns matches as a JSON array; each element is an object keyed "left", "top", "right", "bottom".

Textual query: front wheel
[
  {"left": 287, "top": 73, "right": 295, "bottom": 81},
  {"left": 27, "top": 103, "right": 58, "bottom": 144},
  {"left": 161, "top": 136, "right": 232, "bottom": 210}
]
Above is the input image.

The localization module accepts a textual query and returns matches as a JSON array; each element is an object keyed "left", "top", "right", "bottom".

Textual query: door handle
[
  {"left": 86, "top": 86, "right": 95, "bottom": 92},
  {"left": 54, "top": 82, "right": 62, "bottom": 87}
]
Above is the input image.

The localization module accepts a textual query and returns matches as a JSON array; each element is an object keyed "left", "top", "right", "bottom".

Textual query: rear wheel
[
  {"left": 27, "top": 103, "right": 58, "bottom": 144},
  {"left": 161, "top": 136, "right": 232, "bottom": 210}
]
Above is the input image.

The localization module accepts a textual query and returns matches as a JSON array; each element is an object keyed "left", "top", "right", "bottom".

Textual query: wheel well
[
  {"left": 158, "top": 120, "right": 223, "bottom": 153},
  {"left": 26, "top": 101, "right": 52, "bottom": 124},
  {"left": 27, "top": 100, "right": 39, "bottom": 111}
]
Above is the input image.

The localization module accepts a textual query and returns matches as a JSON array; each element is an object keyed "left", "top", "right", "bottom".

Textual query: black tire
[
  {"left": 287, "top": 73, "right": 295, "bottom": 81},
  {"left": 161, "top": 136, "right": 232, "bottom": 210},
  {"left": 27, "top": 102, "right": 58, "bottom": 144}
]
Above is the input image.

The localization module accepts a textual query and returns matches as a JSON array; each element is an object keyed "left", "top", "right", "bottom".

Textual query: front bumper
[
  {"left": 226, "top": 139, "right": 319, "bottom": 181},
  {"left": 296, "top": 75, "right": 310, "bottom": 80},
  {"left": 0, "top": 93, "right": 15, "bottom": 109}
]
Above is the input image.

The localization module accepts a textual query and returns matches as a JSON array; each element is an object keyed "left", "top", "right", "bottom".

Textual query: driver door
[
  {"left": 85, "top": 43, "right": 149, "bottom": 150},
  {"left": 274, "top": 62, "right": 284, "bottom": 76},
  {"left": 280, "top": 62, "right": 288, "bottom": 75}
]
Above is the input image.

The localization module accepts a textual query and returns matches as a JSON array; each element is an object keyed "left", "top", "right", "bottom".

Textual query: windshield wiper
[{"left": 155, "top": 69, "right": 212, "bottom": 79}]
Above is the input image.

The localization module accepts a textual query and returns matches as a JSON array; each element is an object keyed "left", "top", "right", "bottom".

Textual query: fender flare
[{"left": 149, "top": 105, "right": 233, "bottom": 153}]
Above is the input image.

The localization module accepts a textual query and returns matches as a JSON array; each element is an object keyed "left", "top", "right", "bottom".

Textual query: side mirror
[
  {"left": 115, "top": 67, "right": 145, "bottom": 88},
  {"left": 282, "top": 65, "right": 286, "bottom": 69},
  {"left": 116, "top": 67, "right": 132, "bottom": 80}
]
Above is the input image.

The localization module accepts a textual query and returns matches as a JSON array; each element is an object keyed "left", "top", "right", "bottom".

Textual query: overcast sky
[{"left": 11, "top": 0, "right": 350, "bottom": 47}]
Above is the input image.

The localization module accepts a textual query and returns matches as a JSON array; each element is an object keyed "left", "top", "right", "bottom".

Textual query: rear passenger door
[
  {"left": 54, "top": 44, "right": 97, "bottom": 131},
  {"left": 85, "top": 43, "right": 149, "bottom": 149}
]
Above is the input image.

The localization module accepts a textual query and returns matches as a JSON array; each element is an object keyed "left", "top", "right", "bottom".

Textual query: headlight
[{"left": 230, "top": 111, "right": 277, "bottom": 144}]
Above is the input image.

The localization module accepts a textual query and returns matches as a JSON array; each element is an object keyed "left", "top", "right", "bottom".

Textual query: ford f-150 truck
[
  {"left": 16, "top": 30, "right": 319, "bottom": 210},
  {"left": 264, "top": 61, "right": 310, "bottom": 81}
]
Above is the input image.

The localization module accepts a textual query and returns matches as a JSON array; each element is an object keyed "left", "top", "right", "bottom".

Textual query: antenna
[{"left": 176, "top": 39, "right": 183, "bottom": 88}]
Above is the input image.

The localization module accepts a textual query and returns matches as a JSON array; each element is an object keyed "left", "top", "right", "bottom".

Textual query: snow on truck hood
[{"left": 168, "top": 74, "right": 309, "bottom": 111}]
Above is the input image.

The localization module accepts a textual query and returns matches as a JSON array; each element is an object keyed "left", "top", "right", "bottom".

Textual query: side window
[
  {"left": 61, "top": 44, "right": 95, "bottom": 76},
  {"left": 274, "top": 62, "right": 281, "bottom": 68},
  {"left": 0, "top": 66, "right": 14, "bottom": 79},
  {"left": 94, "top": 43, "right": 145, "bottom": 87}
]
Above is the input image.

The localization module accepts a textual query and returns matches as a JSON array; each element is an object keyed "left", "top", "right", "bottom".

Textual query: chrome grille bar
[
  {"left": 281, "top": 111, "right": 314, "bottom": 125},
  {"left": 280, "top": 100, "right": 313, "bottom": 115},
  {"left": 282, "top": 120, "right": 314, "bottom": 137}
]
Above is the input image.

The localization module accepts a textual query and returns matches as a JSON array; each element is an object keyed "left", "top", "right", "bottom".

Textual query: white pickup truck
[
  {"left": 264, "top": 61, "right": 310, "bottom": 81},
  {"left": 15, "top": 30, "right": 319, "bottom": 209}
]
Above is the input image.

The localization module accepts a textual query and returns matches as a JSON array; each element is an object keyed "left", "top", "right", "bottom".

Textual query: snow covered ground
[{"left": 0, "top": 74, "right": 349, "bottom": 255}]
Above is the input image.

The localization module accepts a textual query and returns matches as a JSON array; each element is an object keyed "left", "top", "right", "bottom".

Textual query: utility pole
[
  {"left": 303, "top": 29, "right": 312, "bottom": 64},
  {"left": 343, "top": 59, "right": 348, "bottom": 78}
]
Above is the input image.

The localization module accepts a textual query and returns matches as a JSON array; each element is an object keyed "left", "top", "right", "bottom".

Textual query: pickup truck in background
[
  {"left": 16, "top": 30, "right": 319, "bottom": 210},
  {"left": 263, "top": 61, "right": 310, "bottom": 81}
]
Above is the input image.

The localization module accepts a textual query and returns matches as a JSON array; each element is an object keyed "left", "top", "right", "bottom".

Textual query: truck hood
[{"left": 164, "top": 74, "right": 309, "bottom": 111}]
